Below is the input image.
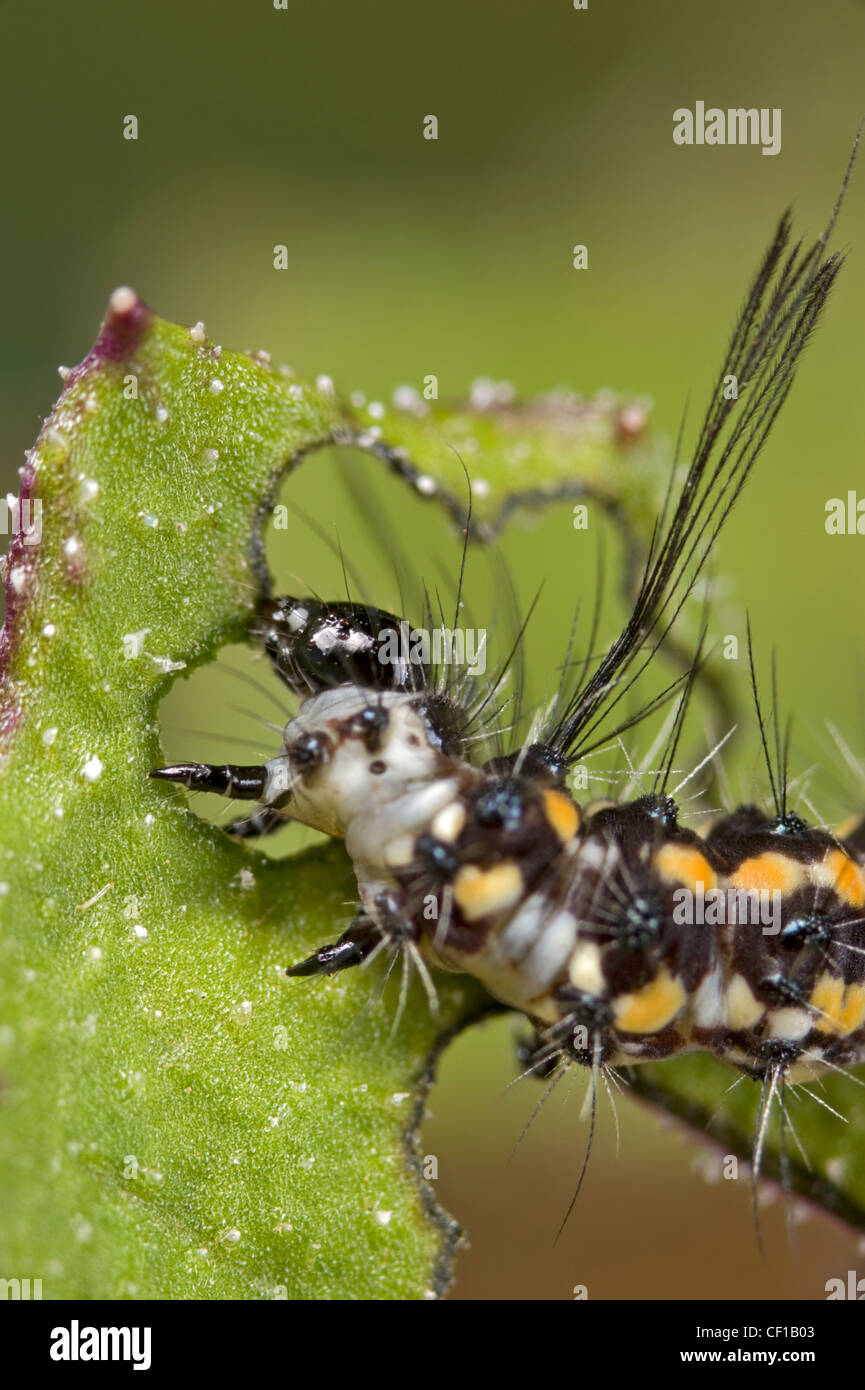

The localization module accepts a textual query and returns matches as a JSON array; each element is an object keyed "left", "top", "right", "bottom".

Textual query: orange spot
[
  {"left": 812, "top": 850, "right": 865, "bottom": 907},
  {"left": 729, "top": 852, "right": 803, "bottom": 895},
  {"left": 542, "top": 789, "right": 580, "bottom": 842},
  {"left": 655, "top": 844, "right": 717, "bottom": 893},
  {"left": 614, "top": 969, "right": 685, "bottom": 1034},
  {"left": 812, "top": 974, "right": 865, "bottom": 1036},
  {"left": 834, "top": 814, "right": 862, "bottom": 842},
  {"left": 453, "top": 862, "right": 523, "bottom": 922}
]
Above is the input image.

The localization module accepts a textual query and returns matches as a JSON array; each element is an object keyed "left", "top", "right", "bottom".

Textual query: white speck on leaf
[
  {"left": 72, "top": 1215, "right": 94, "bottom": 1244},
  {"left": 122, "top": 629, "right": 150, "bottom": 659},
  {"left": 148, "top": 654, "right": 187, "bottom": 673},
  {"left": 109, "top": 286, "right": 137, "bottom": 315}
]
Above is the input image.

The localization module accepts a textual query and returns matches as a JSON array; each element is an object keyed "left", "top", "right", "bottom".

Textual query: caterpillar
[{"left": 152, "top": 145, "right": 861, "bottom": 1218}]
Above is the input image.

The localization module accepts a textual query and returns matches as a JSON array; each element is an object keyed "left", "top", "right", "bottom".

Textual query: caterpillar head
[{"left": 263, "top": 687, "right": 467, "bottom": 851}]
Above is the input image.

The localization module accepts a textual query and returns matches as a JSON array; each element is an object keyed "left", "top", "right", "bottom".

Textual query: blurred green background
[{"left": 2, "top": 0, "right": 865, "bottom": 1299}]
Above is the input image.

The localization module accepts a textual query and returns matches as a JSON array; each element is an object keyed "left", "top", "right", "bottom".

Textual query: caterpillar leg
[
  {"left": 150, "top": 762, "right": 268, "bottom": 798},
  {"left": 151, "top": 760, "right": 296, "bottom": 840},
  {"left": 223, "top": 806, "right": 288, "bottom": 840},
  {"left": 286, "top": 911, "right": 381, "bottom": 978},
  {"left": 286, "top": 892, "right": 421, "bottom": 979}
]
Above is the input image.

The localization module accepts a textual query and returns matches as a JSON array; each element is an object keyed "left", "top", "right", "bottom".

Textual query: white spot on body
[
  {"left": 523, "top": 911, "right": 578, "bottom": 992},
  {"left": 767, "top": 1007, "right": 812, "bottom": 1041},
  {"left": 81, "top": 755, "right": 103, "bottom": 782},
  {"left": 567, "top": 940, "right": 605, "bottom": 996},
  {"left": 430, "top": 801, "right": 466, "bottom": 843},
  {"left": 575, "top": 839, "right": 620, "bottom": 877},
  {"left": 691, "top": 968, "right": 725, "bottom": 1029},
  {"left": 498, "top": 893, "right": 547, "bottom": 964},
  {"left": 384, "top": 835, "right": 415, "bottom": 868},
  {"left": 725, "top": 974, "right": 765, "bottom": 1030}
]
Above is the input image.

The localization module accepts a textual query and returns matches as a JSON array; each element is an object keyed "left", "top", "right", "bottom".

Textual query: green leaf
[
  {"left": 2, "top": 290, "right": 863, "bottom": 1304},
  {"left": 0, "top": 290, "right": 484, "bottom": 1300},
  {"left": 344, "top": 383, "right": 665, "bottom": 541}
]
